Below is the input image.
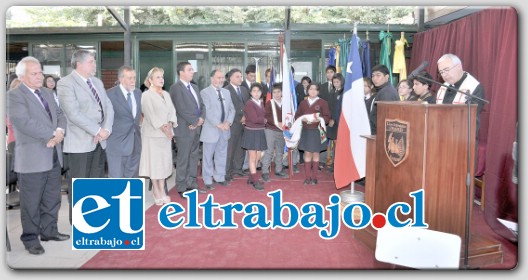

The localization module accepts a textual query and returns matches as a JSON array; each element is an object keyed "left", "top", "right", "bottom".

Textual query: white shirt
[
  {"left": 120, "top": 85, "right": 137, "bottom": 118},
  {"left": 308, "top": 97, "right": 320, "bottom": 106},
  {"left": 182, "top": 80, "right": 199, "bottom": 106}
]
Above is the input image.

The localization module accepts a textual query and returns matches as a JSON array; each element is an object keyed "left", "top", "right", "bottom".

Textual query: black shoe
[
  {"left": 252, "top": 181, "right": 264, "bottom": 191},
  {"left": 213, "top": 180, "right": 230, "bottom": 186},
  {"left": 178, "top": 192, "right": 185, "bottom": 198},
  {"left": 40, "top": 233, "right": 70, "bottom": 242},
  {"left": 355, "top": 178, "right": 366, "bottom": 186},
  {"left": 262, "top": 173, "right": 271, "bottom": 182},
  {"left": 233, "top": 170, "right": 247, "bottom": 177},
  {"left": 311, "top": 179, "right": 318, "bottom": 185},
  {"left": 187, "top": 187, "right": 207, "bottom": 194},
  {"left": 274, "top": 172, "right": 289, "bottom": 178},
  {"left": 225, "top": 175, "right": 233, "bottom": 182},
  {"left": 26, "top": 245, "right": 45, "bottom": 255},
  {"left": 303, "top": 179, "right": 312, "bottom": 185},
  {"left": 205, "top": 184, "right": 215, "bottom": 190}
]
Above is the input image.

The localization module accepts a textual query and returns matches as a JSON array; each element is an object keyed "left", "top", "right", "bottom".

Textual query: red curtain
[{"left": 409, "top": 8, "right": 518, "bottom": 239}]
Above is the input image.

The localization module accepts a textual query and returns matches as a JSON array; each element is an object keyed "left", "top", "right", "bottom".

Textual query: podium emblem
[{"left": 384, "top": 119, "right": 410, "bottom": 167}]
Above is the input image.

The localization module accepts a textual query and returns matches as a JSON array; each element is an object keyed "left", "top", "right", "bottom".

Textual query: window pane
[
  {"left": 175, "top": 43, "right": 209, "bottom": 90},
  {"left": 211, "top": 42, "right": 244, "bottom": 86},
  {"left": 247, "top": 42, "right": 280, "bottom": 84},
  {"left": 139, "top": 40, "right": 172, "bottom": 90}
]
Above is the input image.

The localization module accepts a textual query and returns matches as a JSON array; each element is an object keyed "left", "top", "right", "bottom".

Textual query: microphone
[{"left": 407, "top": 61, "right": 429, "bottom": 80}]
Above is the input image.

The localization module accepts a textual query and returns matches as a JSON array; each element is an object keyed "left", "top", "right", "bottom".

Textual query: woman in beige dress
[{"left": 139, "top": 67, "right": 177, "bottom": 205}]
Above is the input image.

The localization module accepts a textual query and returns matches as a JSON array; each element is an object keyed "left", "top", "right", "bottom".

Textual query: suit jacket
[
  {"left": 295, "top": 83, "right": 306, "bottom": 105},
  {"left": 261, "top": 82, "right": 270, "bottom": 95},
  {"left": 199, "top": 85, "right": 235, "bottom": 143},
  {"left": 240, "top": 80, "right": 252, "bottom": 91},
  {"left": 106, "top": 85, "right": 142, "bottom": 156},
  {"left": 169, "top": 80, "right": 206, "bottom": 137},
  {"left": 319, "top": 81, "right": 333, "bottom": 103},
  {"left": 7, "top": 84, "right": 66, "bottom": 173},
  {"left": 224, "top": 84, "right": 249, "bottom": 132},
  {"left": 57, "top": 72, "right": 114, "bottom": 152}
]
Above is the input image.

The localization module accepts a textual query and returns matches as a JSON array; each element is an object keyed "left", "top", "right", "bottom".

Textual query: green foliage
[
  {"left": 6, "top": 6, "right": 414, "bottom": 28},
  {"left": 290, "top": 6, "right": 414, "bottom": 24}
]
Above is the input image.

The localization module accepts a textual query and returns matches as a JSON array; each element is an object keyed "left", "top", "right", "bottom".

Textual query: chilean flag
[{"left": 334, "top": 34, "right": 371, "bottom": 188}]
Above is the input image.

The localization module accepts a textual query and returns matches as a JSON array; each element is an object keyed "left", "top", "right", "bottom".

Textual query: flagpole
[{"left": 338, "top": 24, "right": 365, "bottom": 205}]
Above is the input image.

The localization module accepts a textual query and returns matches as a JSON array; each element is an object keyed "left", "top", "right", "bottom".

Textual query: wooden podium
[
  {"left": 375, "top": 102, "right": 476, "bottom": 237},
  {"left": 356, "top": 102, "right": 503, "bottom": 267}
]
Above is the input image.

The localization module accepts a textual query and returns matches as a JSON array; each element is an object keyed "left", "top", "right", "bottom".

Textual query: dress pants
[
  {"left": 226, "top": 124, "right": 245, "bottom": 176},
  {"left": 175, "top": 132, "right": 201, "bottom": 192},
  {"left": 106, "top": 138, "right": 141, "bottom": 178},
  {"left": 18, "top": 149, "right": 61, "bottom": 248},
  {"left": 66, "top": 143, "right": 106, "bottom": 224},
  {"left": 201, "top": 137, "right": 228, "bottom": 185}
]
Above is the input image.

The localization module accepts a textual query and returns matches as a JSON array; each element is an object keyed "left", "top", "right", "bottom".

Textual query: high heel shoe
[{"left": 154, "top": 197, "right": 164, "bottom": 206}]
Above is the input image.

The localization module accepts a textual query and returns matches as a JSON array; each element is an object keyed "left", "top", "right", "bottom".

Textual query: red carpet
[{"left": 81, "top": 166, "right": 517, "bottom": 270}]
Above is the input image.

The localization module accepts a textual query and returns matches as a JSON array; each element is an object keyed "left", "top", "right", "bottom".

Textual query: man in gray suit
[
  {"left": 170, "top": 61, "right": 207, "bottom": 198},
  {"left": 200, "top": 70, "right": 235, "bottom": 189},
  {"left": 105, "top": 66, "right": 142, "bottom": 178},
  {"left": 224, "top": 69, "right": 250, "bottom": 181},
  {"left": 7, "top": 56, "right": 69, "bottom": 255},
  {"left": 57, "top": 50, "right": 114, "bottom": 224}
]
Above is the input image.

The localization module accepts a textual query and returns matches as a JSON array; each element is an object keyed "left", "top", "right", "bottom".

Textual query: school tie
[
  {"left": 127, "top": 92, "right": 133, "bottom": 116},
  {"left": 34, "top": 89, "right": 52, "bottom": 120},
  {"left": 217, "top": 89, "right": 225, "bottom": 123},
  {"left": 187, "top": 84, "right": 200, "bottom": 117},
  {"left": 86, "top": 78, "right": 105, "bottom": 123}
]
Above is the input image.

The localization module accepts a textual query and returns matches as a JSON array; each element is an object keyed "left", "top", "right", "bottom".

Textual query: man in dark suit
[
  {"left": 7, "top": 56, "right": 70, "bottom": 255},
  {"left": 240, "top": 64, "right": 256, "bottom": 91},
  {"left": 262, "top": 68, "right": 271, "bottom": 98},
  {"left": 224, "top": 68, "right": 250, "bottom": 181},
  {"left": 105, "top": 66, "right": 142, "bottom": 178},
  {"left": 318, "top": 65, "right": 336, "bottom": 103},
  {"left": 57, "top": 50, "right": 114, "bottom": 224},
  {"left": 170, "top": 62, "right": 207, "bottom": 197}
]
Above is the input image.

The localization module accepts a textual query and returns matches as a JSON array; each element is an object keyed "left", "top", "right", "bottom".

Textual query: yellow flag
[{"left": 256, "top": 62, "right": 261, "bottom": 83}]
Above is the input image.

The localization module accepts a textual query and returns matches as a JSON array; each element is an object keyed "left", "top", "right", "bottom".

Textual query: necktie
[
  {"left": 127, "top": 92, "right": 133, "bottom": 115},
  {"left": 86, "top": 79, "right": 105, "bottom": 123},
  {"left": 187, "top": 84, "right": 200, "bottom": 117},
  {"left": 217, "top": 89, "right": 225, "bottom": 123},
  {"left": 328, "top": 82, "right": 331, "bottom": 92},
  {"left": 236, "top": 87, "right": 242, "bottom": 101},
  {"left": 35, "top": 89, "right": 52, "bottom": 120}
]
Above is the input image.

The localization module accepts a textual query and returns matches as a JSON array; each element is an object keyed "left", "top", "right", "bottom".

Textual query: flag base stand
[{"left": 339, "top": 188, "right": 365, "bottom": 204}]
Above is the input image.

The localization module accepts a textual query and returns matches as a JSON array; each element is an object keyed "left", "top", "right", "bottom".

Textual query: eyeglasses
[{"left": 439, "top": 64, "right": 459, "bottom": 75}]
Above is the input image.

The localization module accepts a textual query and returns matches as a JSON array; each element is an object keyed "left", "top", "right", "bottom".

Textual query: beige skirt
[{"left": 139, "top": 136, "right": 173, "bottom": 179}]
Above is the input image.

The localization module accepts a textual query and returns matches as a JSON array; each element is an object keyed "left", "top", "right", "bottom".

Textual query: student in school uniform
[
  {"left": 261, "top": 83, "right": 289, "bottom": 182},
  {"left": 294, "top": 83, "right": 331, "bottom": 185},
  {"left": 241, "top": 83, "right": 267, "bottom": 191}
]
